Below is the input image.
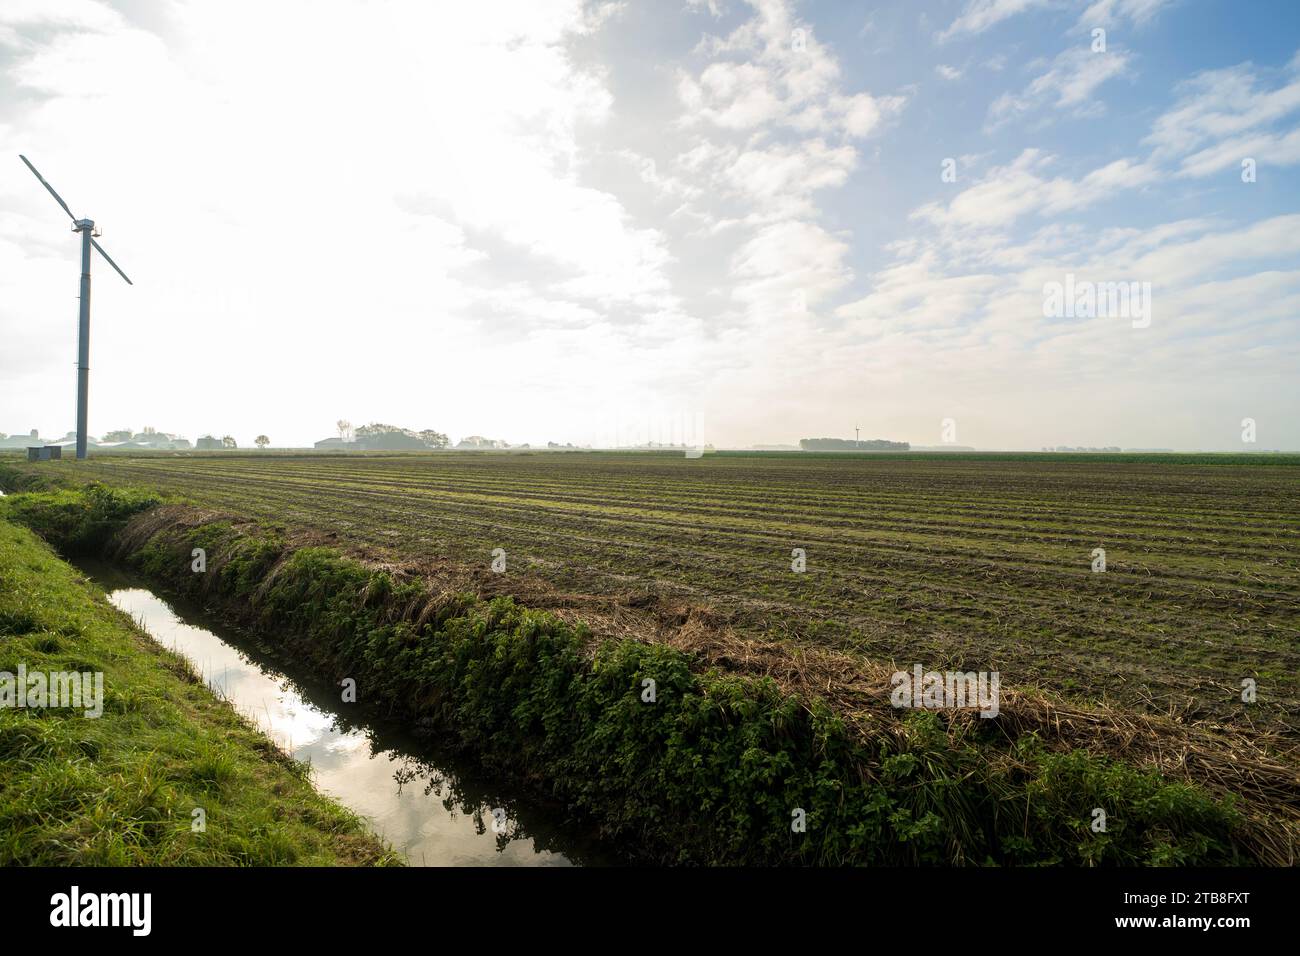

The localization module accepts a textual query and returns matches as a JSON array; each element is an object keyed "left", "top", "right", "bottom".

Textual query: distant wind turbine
[{"left": 19, "top": 154, "right": 133, "bottom": 460}]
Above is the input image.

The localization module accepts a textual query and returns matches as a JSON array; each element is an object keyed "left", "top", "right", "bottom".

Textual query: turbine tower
[{"left": 19, "top": 155, "right": 133, "bottom": 460}]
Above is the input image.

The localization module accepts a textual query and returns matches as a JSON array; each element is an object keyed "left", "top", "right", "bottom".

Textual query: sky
[{"left": 1, "top": 0, "right": 1298, "bottom": 451}]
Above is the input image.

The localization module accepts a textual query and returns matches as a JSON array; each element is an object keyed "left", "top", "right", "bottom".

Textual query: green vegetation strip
[
  {"left": 0, "top": 494, "right": 397, "bottom": 865},
  {"left": 2, "top": 482, "right": 1255, "bottom": 865}
]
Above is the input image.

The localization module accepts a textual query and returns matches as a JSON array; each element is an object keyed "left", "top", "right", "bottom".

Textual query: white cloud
[
  {"left": 679, "top": 0, "right": 904, "bottom": 140},
  {"left": 988, "top": 45, "right": 1133, "bottom": 127},
  {"left": 717, "top": 139, "right": 857, "bottom": 214},
  {"left": 0, "top": 0, "right": 124, "bottom": 33},
  {"left": 937, "top": 0, "right": 1050, "bottom": 43},
  {"left": 3, "top": 1, "right": 1297, "bottom": 452},
  {"left": 730, "top": 219, "right": 851, "bottom": 321},
  {"left": 0, "top": 0, "right": 687, "bottom": 445},
  {"left": 914, "top": 149, "right": 1161, "bottom": 232},
  {"left": 668, "top": 0, "right": 902, "bottom": 329},
  {"left": 1077, "top": 0, "right": 1176, "bottom": 29},
  {"left": 1178, "top": 127, "right": 1300, "bottom": 178},
  {"left": 817, "top": 210, "right": 1300, "bottom": 449},
  {"left": 1145, "top": 56, "right": 1300, "bottom": 163},
  {"left": 937, "top": 0, "right": 1174, "bottom": 44},
  {"left": 686, "top": 0, "right": 726, "bottom": 17}
]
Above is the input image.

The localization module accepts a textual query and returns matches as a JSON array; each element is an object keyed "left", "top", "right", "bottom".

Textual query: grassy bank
[
  {"left": 0, "top": 505, "right": 399, "bottom": 865},
  {"left": 2, "top": 480, "right": 1265, "bottom": 865}
]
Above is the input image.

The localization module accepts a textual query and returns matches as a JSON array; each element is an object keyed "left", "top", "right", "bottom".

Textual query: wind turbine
[
  {"left": 855, "top": 424, "right": 861, "bottom": 447},
  {"left": 19, "top": 154, "right": 133, "bottom": 460}
]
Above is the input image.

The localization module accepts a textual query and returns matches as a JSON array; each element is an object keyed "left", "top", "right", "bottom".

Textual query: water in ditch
[{"left": 76, "top": 559, "right": 615, "bottom": 867}]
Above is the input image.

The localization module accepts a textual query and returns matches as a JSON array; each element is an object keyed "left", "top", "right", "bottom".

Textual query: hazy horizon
[
  {"left": 4, "top": 1, "right": 1299, "bottom": 452},
  {"left": 5, "top": 416, "right": 1297, "bottom": 452}
]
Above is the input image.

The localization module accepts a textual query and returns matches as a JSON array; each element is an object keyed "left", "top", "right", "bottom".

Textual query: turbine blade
[
  {"left": 91, "top": 238, "right": 133, "bottom": 285},
  {"left": 19, "top": 154, "right": 77, "bottom": 223}
]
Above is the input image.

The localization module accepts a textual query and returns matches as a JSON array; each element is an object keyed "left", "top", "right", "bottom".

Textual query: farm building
[
  {"left": 130, "top": 433, "right": 192, "bottom": 450},
  {"left": 0, "top": 430, "right": 42, "bottom": 448},
  {"left": 314, "top": 434, "right": 429, "bottom": 451},
  {"left": 356, "top": 432, "right": 427, "bottom": 450}
]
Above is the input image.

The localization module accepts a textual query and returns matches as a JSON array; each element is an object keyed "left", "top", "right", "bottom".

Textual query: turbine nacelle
[{"left": 73, "top": 218, "right": 101, "bottom": 237}]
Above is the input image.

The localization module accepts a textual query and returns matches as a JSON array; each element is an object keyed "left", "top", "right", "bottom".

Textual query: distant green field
[
  {"left": 715, "top": 449, "right": 1300, "bottom": 465},
  {"left": 5, "top": 450, "right": 1296, "bottom": 740}
]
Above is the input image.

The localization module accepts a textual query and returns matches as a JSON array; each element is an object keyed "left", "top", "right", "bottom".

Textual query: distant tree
[
  {"left": 221, "top": 435, "right": 237, "bottom": 449},
  {"left": 0, "top": 433, "right": 6, "bottom": 440},
  {"left": 356, "top": 422, "right": 405, "bottom": 438},
  {"left": 337, "top": 419, "right": 351, "bottom": 440},
  {"left": 351, "top": 423, "right": 448, "bottom": 446},
  {"left": 800, "top": 437, "right": 908, "bottom": 452},
  {"left": 255, "top": 435, "right": 270, "bottom": 449},
  {"left": 103, "top": 429, "right": 133, "bottom": 442}
]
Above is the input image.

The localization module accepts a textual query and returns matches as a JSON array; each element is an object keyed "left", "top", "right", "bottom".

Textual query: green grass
[{"left": 0, "top": 512, "right": 400, "bottom": 866}]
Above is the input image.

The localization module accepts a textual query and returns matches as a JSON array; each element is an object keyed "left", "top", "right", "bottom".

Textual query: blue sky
[
  {"left": 854, "top": 3, "right": 1296, "bottom": 256},
  {"left": 828, "top": 1, "right": 1300, "bottom": 274},
  {"left": 2, "top": 0, "right": 1298, "bottom": 449}
]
